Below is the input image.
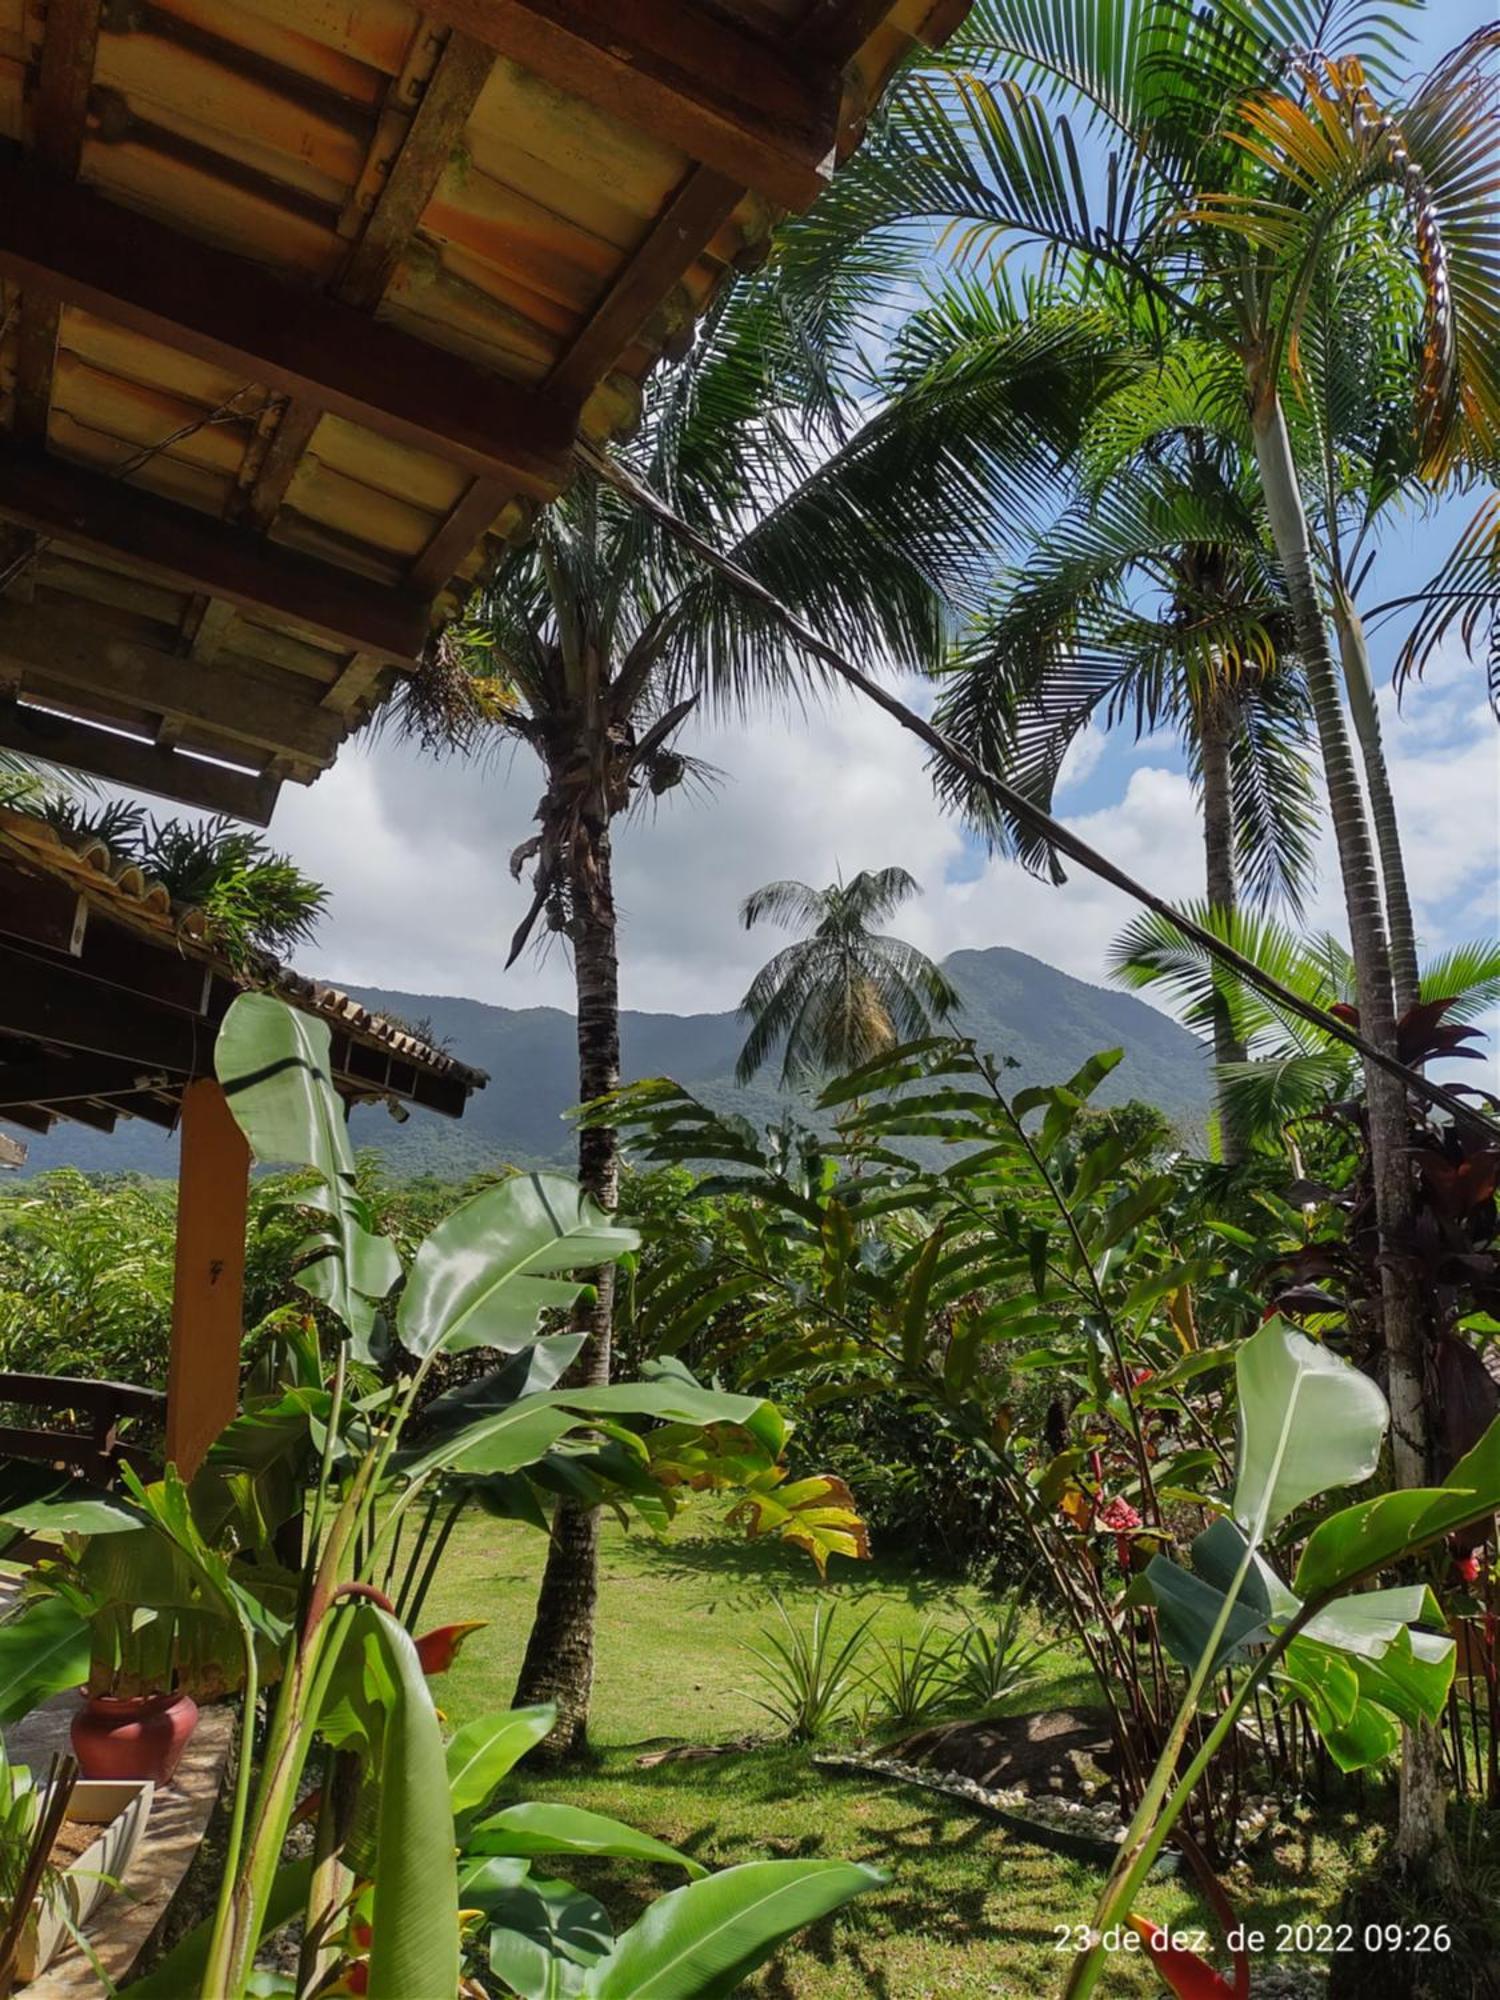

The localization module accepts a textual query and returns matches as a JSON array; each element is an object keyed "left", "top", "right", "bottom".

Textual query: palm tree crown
[{"left": 735, "top": 867, "right": 959, "bottom": 1086}]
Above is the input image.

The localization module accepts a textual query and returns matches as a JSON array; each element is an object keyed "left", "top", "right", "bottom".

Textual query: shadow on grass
[{"left": 619, "top": 1527, "right": 976, "bottom": 1612}]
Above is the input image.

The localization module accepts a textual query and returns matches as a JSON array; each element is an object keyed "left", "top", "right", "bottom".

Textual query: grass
[{"left": 425, "top": 1506, "right": 1382, "bottom": 1997}]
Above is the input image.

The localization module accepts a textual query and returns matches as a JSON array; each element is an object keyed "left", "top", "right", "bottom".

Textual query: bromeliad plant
[
  {"left": 113, "top": 993, "right": 875, "bottom": 2000},
  {"left": 1062, "top": 1314, "right": 1500, "bottom": 1999}
]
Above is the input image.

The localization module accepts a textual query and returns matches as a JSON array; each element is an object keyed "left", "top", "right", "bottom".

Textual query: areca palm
[
  {"left": 1112, "top": 905, "right": 1500, "bottom": 1154},
  {"left": 933, "top": 330, "right": 1321, "bottom": 1155},
  {"left": 409, "top": 245, "right": 1125, "bottom": 1755},
  {"left": 735, "top": 868, "right": 959, "bottom": 1085},
  {"left": 787, "top": 0, "right": 1500, "bottom": 1876}
]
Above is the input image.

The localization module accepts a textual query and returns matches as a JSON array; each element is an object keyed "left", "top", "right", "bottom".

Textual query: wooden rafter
[
  {"left": 239, "top": 29, "right": 499, "bottom": 542},
  {"left": 424, "top": 0, "right": 842, "bottom": 210},
  {"left": 0, "top": 448, "right": 429, "bottom": 664},
  {"left": 0, "top": 704, "right": 281, "bottom": 823},
  {"left": 0, "top": 157, "right": 578, "bottom": 495},
  {"left": 0, "top": 600, "right": 348, "bottom": 761}
]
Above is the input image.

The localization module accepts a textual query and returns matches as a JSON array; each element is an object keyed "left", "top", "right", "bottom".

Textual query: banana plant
[
  {"left": 1062, "top": 1314, "right": 1500, "bottom": 1998},
  {"left": 121, "top": 992, "right": 871, "bottom": 2000},
  {"left": 132, "top": 1689, "right": 881, "bottom": 2000}
]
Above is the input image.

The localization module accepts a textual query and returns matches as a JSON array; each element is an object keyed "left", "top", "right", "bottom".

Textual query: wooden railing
[{"left": 0, "top": 1372, "right": 164, "bottom": 1484}]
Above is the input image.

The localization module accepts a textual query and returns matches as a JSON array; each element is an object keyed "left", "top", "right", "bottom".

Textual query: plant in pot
[{"left": 0, "top": 1467, "right": 295, "bottom": 1789}]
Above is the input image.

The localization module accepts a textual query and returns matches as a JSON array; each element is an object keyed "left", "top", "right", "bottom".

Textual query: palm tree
[
  {"left": 408, "top": 243, "right": 1121, "bottom": 1755},
  {"left": 787, "top": 0, "right": 1500, "bottom": 1868},
  {"left": 735, "top": 868, "right": 959, "bottom": 1085},
  {"left": 932, "top": 330, "right": 1321, "bottom": 1158},
  {"left": 1112, "top": 906, "right": 1500, "bottom": 1157}
]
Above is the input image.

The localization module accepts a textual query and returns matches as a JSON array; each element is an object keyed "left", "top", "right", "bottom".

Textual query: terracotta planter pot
[{"left": 70, "top": 1690, "right": 199, "bottom": 1784}]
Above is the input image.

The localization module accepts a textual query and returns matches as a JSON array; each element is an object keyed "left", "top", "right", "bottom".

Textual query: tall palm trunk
[
  {"left": 1196, "top": 683, "right": 1247, "bottom": 1164},
  {"left": 1332, "top": 589, "right": 1422, "bottom": 1014},
  {"left": 1249, "top": 386, "right": 1444, "bottom": 1867},
  {"left": 513, "top": 817, "right": 621, "bottom": 1757}
]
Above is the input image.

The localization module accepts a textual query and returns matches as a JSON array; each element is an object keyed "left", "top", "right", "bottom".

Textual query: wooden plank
[
  {"left": 0, "top": 1374, "right": 166, "bottom": 1422},
  {"left": 0, "top": 861, "right": 86, "bottom": 956},
  {"left": 0, "top": 940, "right": 207, "bottom": 1071},
  {"left": 0, "top": 598, "right": 348, "bottom": 761},
  {"left": 238, "top": 399, "right": 323, "bottom": 534},
  {"left": 0, "top": 448, "right": 429, "bottom": 665},
  {"left": 406, "top": 473, "right": 510, "bottom": 594},
  {"left": 546, "top": 166, "right": 743, "bottom": 404},
  {"left": 338, "top": 31, "right": 496, "bottom": 307},
  {"left": 0, "top": 157, "right": 579, "bottom": 494},
  {"left": 165, "top": 1079, "right": 250, "bottom": 1478},
  {"left": 14, "top": 0, "right": 101, "bottom": 442},
  {"left": 426, "top": 0, "right": 840, "bottom": 210},
  {"left": 0, "top": 1131, "right": 25, "bottom": 1167},
  {"left": 0, "top": 704, "right": 281, "bottom": 823}
]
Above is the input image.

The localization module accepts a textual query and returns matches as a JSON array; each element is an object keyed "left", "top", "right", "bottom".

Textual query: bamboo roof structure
[{"left": 0, "top": 0, "right": 969, "bottom": 824}]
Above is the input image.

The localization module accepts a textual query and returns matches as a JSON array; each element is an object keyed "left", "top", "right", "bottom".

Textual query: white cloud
[{"left": 262, "top": 652, "right": 1496, "bottom": 1041}]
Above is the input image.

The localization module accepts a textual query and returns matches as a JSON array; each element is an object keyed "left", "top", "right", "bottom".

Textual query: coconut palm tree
[
  {"left": 785, "top": 0, "right": 1500, "bottom": 1869},
  {"left": 408, "top": 242, "right": 1128, "bottom": 1756},
  {"left": 735, "top": 868, "right": 959, "bottom": 1085}
]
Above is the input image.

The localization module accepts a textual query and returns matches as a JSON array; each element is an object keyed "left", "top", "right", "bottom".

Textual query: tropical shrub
[{"left": 0, "top": 993, "right": 878, "bottom": 2000}]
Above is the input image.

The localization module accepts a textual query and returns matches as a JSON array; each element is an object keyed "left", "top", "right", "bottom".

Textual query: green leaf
[
  {"left": 470, "top": 1802, "right": 706, "bottom": 1879},
  {"left": 1294, "top": 1414, "right": 1500, "bottom": 1600},
  {"left": 363, "top": 1608, "right": 460, "bottom": 2000},
  {"left": 487, "top": 1876, "right": 613, "bottom": 1999},
  {"left": 582, "top": 1859, "right": 884, "bottom": 1998},
  {"left": 1084, "top": 1176, "right": 1175, "bottom": 1257},
  {"left": 447, "top": 1706, "right": 557, "bottom": 1816},
  {"left": 215, "top": 993, "right": 400, "bottom": 1330},
  {"left": 397, "top": 1174, "right": 639, "bottom": 1359},
  {"left": 1232, "top": 1317, "right": 1387, "bottom": 1540},
  {"left": 1146, "top": 1555, "right": 1270, "bottom": 1673},
  {"left": 0, "top": 1463, "right": 144, "bottom": 1537},
  {"left": 0, "top": 1597, "right": 89, "bottom": 1724}
]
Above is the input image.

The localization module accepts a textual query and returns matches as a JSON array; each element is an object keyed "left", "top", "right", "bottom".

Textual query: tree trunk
[
  {"left": 1249, "top": 386, "right": 1443, "bottom": 1867},
  {"left": 1197, "top": 684, "right": 1247, "bottom": 1164},
  {"left": 512, "top": 822, "right": 621, "bottom": 1757},
  {"left": 1332, "top": 588, "right": 1422, "bottom": 1015}
]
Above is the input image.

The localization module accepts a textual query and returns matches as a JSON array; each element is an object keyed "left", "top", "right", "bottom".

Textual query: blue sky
[{"left": 259, "top": 2, "right": 1498, "bottom": 1084}]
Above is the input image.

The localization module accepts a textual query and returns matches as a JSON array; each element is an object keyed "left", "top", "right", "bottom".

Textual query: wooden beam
[
  {"left": 0, "top": 860, "right": 86, "bottom": 956},
  {"left": 425, "top": 0, "right": 840, "bottom": 210},
  {"left": 0, "top": 1056, "right": 174, "bottom": 1110},
  {"left": 339, "top": 31, "right": 496, "bottom": 307},
  {"left": 0, "top": 599, "right": 349, "bottom": 761},
  {"left": 165, "top": 1079, "right": 250, "bottom": 1479},
  {"left": 0, "top": 155, "right": 579, "bottom": 495},
  {"left": 546, "top": 167, "right": 744, "bottom": 404},
  {"left": 0, "top": 939, "right": 209, "bottom": 1071},
  {"left": 407, "top": 474, "right": 511, "bottom": 595},
  {"left": 0, "top": 704, "right": 281, "bottom": 824},
  {"left": 0, "top": 447, "right": 428, "bottom": 664}
]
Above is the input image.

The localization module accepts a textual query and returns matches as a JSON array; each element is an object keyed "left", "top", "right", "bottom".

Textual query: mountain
[{"left": 7, "top": 947, "right": 1211, "bottom": 1180}]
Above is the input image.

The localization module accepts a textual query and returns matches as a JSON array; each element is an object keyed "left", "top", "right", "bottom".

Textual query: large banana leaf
[
  {"left": 469, "top": 1801, "right": 705, "bottom": 1878},
  {"left": 486, "top": 1874, "right": 613, "bottom": 1999},
  {"left": 362, "top": 1607, "right": 460, "bottom": 2000},
  {"left": 1232, "top": 1317, "right": 1387, "bottom": 1539},
  {"left": 447, "top": 1706, "right": 558, "bottom": 1817},
  {"left": 215, "top": 994, "right": 400, "bottom": 1334},
  {"left": 0, "top": 1597, "right": 88, "bottom": 1723},
  {"left": 580, "top": 1859, "right": 883, "bottom": 1998},
  {"left": 398, "top": 1175, "right": 639, "bottom": 1360}
]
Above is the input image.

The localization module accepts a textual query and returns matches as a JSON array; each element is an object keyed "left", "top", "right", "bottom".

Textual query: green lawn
[{"left": 424, "top": 1506, "right": 1381, "bottom": 1997}]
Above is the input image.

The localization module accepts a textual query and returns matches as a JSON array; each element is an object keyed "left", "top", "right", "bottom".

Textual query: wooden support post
[{"left": 165, "top": 1079, "right": 250, "bottom": 1478}]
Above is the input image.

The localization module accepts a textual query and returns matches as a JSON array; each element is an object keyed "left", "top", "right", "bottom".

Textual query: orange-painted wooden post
[{"left": 164, "top": 1077, "right": 250, "bottom": 1478}]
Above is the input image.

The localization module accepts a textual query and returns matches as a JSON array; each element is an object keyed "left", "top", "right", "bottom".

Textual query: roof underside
[
  {"left": 0, "top": 0, "right": 965, "bottom": 824},
  {"left": 0, "top": 802, "right": 487, "bottom": 1148}
]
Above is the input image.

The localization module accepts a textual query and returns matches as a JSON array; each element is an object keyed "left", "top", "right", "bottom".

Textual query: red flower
[
  {"left": 1453, "top": 1552, "right": 1483, "bottom": 1587},
  {"left": 1126, "top": 1915, "right": 1240, "bottom": 1998},
  {"left": 414, "top": 1620, "right": 487, "bottom": 1675},
  {"left": 1098, "top": 1495, "right": 1142, "bottom": 1568}
]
